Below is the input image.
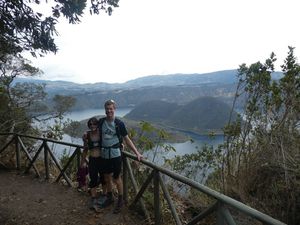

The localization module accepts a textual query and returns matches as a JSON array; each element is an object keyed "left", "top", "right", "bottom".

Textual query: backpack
[{"left": 98, "top": 117, "right": 123, "bottom": 149}]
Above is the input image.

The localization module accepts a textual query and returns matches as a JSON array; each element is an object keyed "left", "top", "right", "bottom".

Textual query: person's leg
[
  {"left": 114, "top": 176, "right": 123, "bottom": 195},
  {"left": 99, "top": 157, "right": 108, "bottom": 195},
  {"left": 97, "top": 157, "right": 108, "bottom": 205},
  {"left": 88, "top": 157, "right": 100, "bottom": 210},
  {"left": 112, "top": 156, "right": 123, "bottom": 213},
  {"left": 112, "top": 156, "right": 122, "bottom": 193},
  {"left": 99, "top": 173, "right": 107, "bottom": 194},
  {"left": 101, "top": 158, "right": 114, "bottom": 207},
  {"left": 101, "top": 173, "right": 114, "bottom": 207},
  {"left": 113, "top": 176, "right": 123, "bottom": 213},
  {"left": 88, "top": 157, "right": 98, "bottom": 198}
]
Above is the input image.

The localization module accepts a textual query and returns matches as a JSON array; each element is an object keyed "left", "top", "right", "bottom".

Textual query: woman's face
[{"left": 88, "top": 120, "right": 98, "bottom": 131}]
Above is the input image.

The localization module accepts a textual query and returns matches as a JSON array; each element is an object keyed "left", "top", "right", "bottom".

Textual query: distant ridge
[
  {"left": 14, "top": 69, "right": 239, "bottom": 90},
  {"left": 124, "top": 70, "right": 239, "bottom": 87},
  {"left": 14, "top": 69, "right": 282, "bottom": 91},
  {"left": 13, "top": 70, "right": 282, "bottom": 110},
  {"left": 124, "top": 97, "right": 237, "bottom": 133}
]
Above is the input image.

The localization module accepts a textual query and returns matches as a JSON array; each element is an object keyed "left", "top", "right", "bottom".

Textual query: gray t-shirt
[{"left": 101, "top": 120, "right": 121, "bottom": 159}]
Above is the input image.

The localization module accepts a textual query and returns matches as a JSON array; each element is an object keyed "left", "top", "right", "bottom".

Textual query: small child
[{"left": 77, "top": 161, "right": 89, "bottom": 192}]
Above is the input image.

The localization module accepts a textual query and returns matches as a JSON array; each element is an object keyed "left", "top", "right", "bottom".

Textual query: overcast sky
[{"left": 26, "top": 0, "right": 300, "bottom": 84}]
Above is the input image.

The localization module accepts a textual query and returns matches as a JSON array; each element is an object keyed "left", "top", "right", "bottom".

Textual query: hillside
[
  {"left": 15, "top": 69, "right": 239, "bottom": 91},
  {"left": 167, "top": 97, "right": 236, "bottom": 132},
  {"left": 124, "top": 97, "right": 237, "bottom": 133},
  {"left": 14, "top": 70, "right": 282, "bottom": 111},
  {"left": 121, "top": 100, "right": 178, "bottom": 123},
  {"left": 14, "top": 70, "right": 239, "bottom": 109},
  {"left": 69, "top": 83, "right": 238, "bottom": 110},
  {"left": 124, "top": 70, "right": 238, "bottom": 87},
  {"left": 64, "top": 116, "right": 188, "bottom": 143}
]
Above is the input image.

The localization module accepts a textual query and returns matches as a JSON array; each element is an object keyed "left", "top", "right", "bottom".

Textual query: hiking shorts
[
  {"left": 88, "top": 156, "right": 105, "bottom": 188},
  {"left": 102, "top": 156, "right": 122, "bottom": 179}
]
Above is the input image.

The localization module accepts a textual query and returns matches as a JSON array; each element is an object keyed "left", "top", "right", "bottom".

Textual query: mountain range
[
  {"left": 15, "top": 69, "right": 242, "bottom": 109},
  {"left": 16, "top": 69, "right": 239, "bottom": 93},
  {"left": 15, "top": 68, "right": 283, "bottom": 110},
  {"left": 15, "top": 69, "right": 282, "bottom": 134}
]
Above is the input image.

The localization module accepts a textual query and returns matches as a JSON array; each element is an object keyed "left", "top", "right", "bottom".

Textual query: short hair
[{"left": 104, "top": 99, "right": 116, "bottom": 108}]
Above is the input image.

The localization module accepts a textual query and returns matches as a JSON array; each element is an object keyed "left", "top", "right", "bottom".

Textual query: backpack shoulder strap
[
  {"left": 97, "top": 118, "right": 106, "bottom": 148},
  {"left": 98, "top": 117, "right": 106, "bottom": 129},
  {"left": 114, "top": 118, "right": 123, "bottom": 144}
]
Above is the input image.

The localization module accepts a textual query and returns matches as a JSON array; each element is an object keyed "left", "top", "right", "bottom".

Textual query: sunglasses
[{"left": 105, "top": 99, "right": 115, "bottom": 104}]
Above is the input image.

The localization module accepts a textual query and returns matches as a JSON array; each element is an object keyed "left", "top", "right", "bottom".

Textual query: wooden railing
[{"left": 0, "top": 133, "right": 286, "bottom": 225}]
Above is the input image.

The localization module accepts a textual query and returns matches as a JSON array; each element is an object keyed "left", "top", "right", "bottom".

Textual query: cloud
[{"left": 26, "top": 0, "right": 300, "bottom": 84}]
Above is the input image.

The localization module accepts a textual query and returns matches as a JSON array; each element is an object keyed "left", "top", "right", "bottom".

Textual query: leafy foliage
[
  {"left": 0, "top": 54, "right": 44, "bottom": 133},
  {"left": 0, "top": 0, "right": 119, "bottom": 57},
  {"left": 60, "top": 148, "right": 77, "bottom": 178},
  {"left": 0, "top": 53, "right": 76, "bottom": 137},
  {"left": 222, "top": 46, "right": 300, "bottom": 224},
  {"left": 127, "top": 121, "right": 176, "bottom": 162},
  {"left": 167, "top": 145, "right": 221, "bottom": 189}
]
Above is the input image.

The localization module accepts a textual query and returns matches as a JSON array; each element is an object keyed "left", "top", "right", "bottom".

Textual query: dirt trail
[{"left": 0, "top": 170, "right": 143, "bottom": 225}]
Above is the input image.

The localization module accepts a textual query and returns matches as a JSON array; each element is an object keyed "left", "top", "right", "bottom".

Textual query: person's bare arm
[{"left": 123, "top": 135, "right": 143, "bottom": 161}]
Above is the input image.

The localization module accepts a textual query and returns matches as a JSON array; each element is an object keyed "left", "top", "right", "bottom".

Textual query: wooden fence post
[
  {"left": 15, "top": 134, "right": 20, "bottom": 170},
  {"left": 123, "top": 156, "right": 128, "bottom": 204},
  {"left": 0, "top": 133, "right": 289, "bottom": 225},
  {"left": 44, "top": 140, "right": 50, "bottom": 180},
  {"left": 76, "top": 147, "right": 81, "bottom": 170},
  {"left": 154, "top": 170, "right": 161, "bottom": 225},
  {"left": 217, "top": 202, "right": 225, "bottom": 225}
]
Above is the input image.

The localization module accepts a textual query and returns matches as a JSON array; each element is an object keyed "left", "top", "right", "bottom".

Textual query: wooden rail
[{"left": 0, "top": 133, "right": 286, "bottom": 225}]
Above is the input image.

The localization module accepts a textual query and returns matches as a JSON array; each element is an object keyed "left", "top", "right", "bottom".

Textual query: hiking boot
[
  {"left": 113, "top": 198, "right": 123, "bottom": 214},
  {"left": 101, "top": 196, "right": 114, "bottom": 208},
  {"left": 97, "top": 193, "right": 107, "bottom": 207},
  {"left": 88, "top": 198, "right": 98, "bottom": 210}
]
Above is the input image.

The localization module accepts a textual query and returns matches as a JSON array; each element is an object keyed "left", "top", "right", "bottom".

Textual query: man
[{"left": 99, "top": 99, "right": 143, "bottom": 213}]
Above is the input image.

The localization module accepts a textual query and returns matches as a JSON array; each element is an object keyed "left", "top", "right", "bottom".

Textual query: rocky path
[{"left": 0, "top": 170, "right": 143, "bottom": 225}]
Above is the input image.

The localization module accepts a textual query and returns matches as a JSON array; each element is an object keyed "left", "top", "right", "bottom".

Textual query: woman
[{"left": 81, "top": 117, "right": 106, "bottom": 211}]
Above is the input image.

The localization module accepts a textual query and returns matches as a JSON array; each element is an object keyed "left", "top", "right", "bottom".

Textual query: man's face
[{"left": 105, "top": 104, "right": 115, "bottom": 119}]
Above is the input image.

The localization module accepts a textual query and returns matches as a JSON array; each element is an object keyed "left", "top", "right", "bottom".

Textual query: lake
[
  {"left": 65, "top": 108, "right": 132, "bottom": 121},
  {"left": 58, "top": 108, "right": 224, "bottom": 159},
  {"left": 143, "top": 131, "right": 223, "bottom": 165},
  {"left": 53, "top": 108, "right": 133, "bottom": 155}
]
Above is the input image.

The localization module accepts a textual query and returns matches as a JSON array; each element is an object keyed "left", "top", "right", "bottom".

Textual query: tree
[
  {"left": 222, "top": 46, "right": 300, "bottom": 224},
  {"left": 0, "top": 54, "right": 76, "bottom": 135},
  {"left": 0, "top": 54, "right": 44, "bottom": 133},
  {"left": 0, "top": 0, "right": 119, "bottom": 58},
  {"left": 52, "top": 94, "right": 76, "bottom": 119},
  {"left": 43, "top": 94, "right": 77, "bottom": 140},
  {"left": 0, "top": 0, "right": 118, "bottom": 128},
  {"left": 0, "top": 0, "right": 110, "bottom": 134}
]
